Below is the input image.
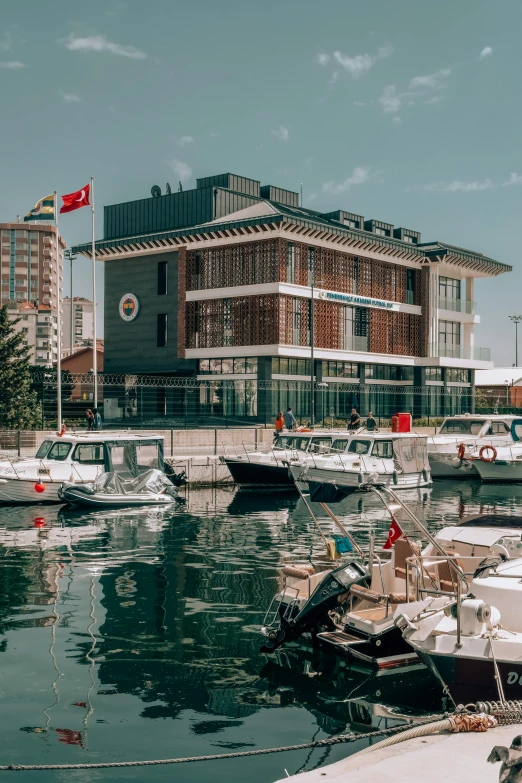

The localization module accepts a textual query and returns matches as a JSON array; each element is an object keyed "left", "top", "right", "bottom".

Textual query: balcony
[
  {"left": 432, "top": 343, "right": 491, "bottom": 361},
  {"left": 344, "top": 335, "right": 369, "bottom": 352},
  {"left": 438, "top": 297, "right": 476, "bottom": 315}
]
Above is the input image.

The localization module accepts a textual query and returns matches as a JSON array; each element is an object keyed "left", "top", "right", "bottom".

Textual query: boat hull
[
  {"left": 318, "top": 623, "right": 418, "bottom": 669},
  {"left": 0, "top": 478, "right": 62, "bottom": 504},
  {"left": 223, "top": 458, "right": 294, "bottom": 488},
  {"left": 60, "top": 486, "right": 177, "bottom": 508},
  {"left": 301, "top": 467, "right": 431, "bottom": 501},
  {"left": 473, "top": 460, "right": 522, "bottom": 483},
  {"left": 428, "top": 453, "right": 479, "bottom": 479}
]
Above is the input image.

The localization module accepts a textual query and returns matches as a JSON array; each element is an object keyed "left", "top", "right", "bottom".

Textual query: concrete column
[
  {"left": 463, "top": 277, "right": 475, "bottom": 360},
  {"left": 429, "top": 266, "right": 439, "bottom": 356}
]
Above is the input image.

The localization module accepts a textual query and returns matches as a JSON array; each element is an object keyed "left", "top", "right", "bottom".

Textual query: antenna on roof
[
  {"left": 165, "top": 182, "right": 172, "bottom": 195},
  {"left": 178, "top": 181, "right": 183, "bottom": 192}
]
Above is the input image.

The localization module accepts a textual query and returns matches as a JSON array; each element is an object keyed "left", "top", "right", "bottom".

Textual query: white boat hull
[
  {"left": 0, "top": 478, "right": 63, "bottom": 504},
  {"left": 428, "top": 452, "right": 479, "bottom": 479},
  {"left": 473, "top": 459, "right": 522, "bottom": 483},
  {"left": 291, "top": 464, "right": 431, "bottom": 495}
]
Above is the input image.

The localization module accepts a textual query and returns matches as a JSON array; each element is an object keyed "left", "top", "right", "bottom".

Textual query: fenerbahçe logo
[{"left": 119, "top": 293, "right": 139, "bottom": 322}]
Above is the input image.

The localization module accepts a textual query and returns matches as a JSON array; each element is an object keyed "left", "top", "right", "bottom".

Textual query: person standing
[
  {"left": 85, "top": 409, "right": 94, "bottom": 431},
  {"left": 92, "top": 408, "right": 103, "bottom": 431},
  {"left": 283, "top": 407, "right": 297, "bottom": 431},
  {"left": 349, "top": 407, "right": 361, "bottom": 431},
  {"left": 274, "top": 411, "right": 284, "bottom": 437},
  {"left": 366, "top": 411, "right": 377, "bottom": 431}
]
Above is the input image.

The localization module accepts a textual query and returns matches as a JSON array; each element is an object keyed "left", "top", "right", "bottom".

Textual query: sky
[{"left": 0, "top": 0, "right": 520, "bottom": 365}]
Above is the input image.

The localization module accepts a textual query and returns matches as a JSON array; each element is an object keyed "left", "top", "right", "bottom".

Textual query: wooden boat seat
[
  {"left": 282, "top": 564, "right": 315, "bottom": 580},
  {"left": 393, "top": 538, "right": 421, "bottom": 580},
  {"left": 349, "top": 585, "right": 382, "bottom": 604},
  {"left": 435, "top": 556, "right": 465, "bottom": 592}
]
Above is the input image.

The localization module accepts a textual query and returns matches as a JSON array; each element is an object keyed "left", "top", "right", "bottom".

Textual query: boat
[
  {"left": 0, "top": 432, "right": 182, "bottom": 504},
  {"left": 395, "top": 544, "right": 522, "bottom": 704},
  {"left": 221, "top": 430, "right": 353, "bottom": 488},
  {"left": 260, "top": 487, "right": 522, "bottom": 669},
  {"left": 427, "top": 414, "right": 522, "bottom": 479},
  {"left": 288, "top": 433, "right": 432, "bottom": 501},
  {"left": 59, "top": 468, "right": 179, "bottom": 508},
  {"left": 467, "top": 443, "right": 522, "bottom": 483}
]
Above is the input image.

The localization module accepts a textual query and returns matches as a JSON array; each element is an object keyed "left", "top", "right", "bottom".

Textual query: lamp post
[{"left": 509, "top": 315, "right": 522, "bottom": 367}]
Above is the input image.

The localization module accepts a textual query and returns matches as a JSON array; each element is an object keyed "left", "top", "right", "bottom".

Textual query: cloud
[
  {"left": 409, "top": 68, "right": 451, "bottom": 89},
  {"left": 425, "top": 95, "right": 445, "bottom": 105},
  {"left": 0, "top": 31, "right": 13, "bottom": 52},
  {"left": 209, "top": 131, "right": 219, "bottom": 138},
  {"left": 392, "top": 116, "right": 402, "bottom": 124},
  {"left": 411, "top": 171, "right": 522, "bottom": 192},
  {"left": 503, "top": 172, "right": 522, "bottom": 186},
  {"left": 322, "top": 166, "right": 372, "bottom": 195},
  {"left": 60, "top": 91, "right": 81, "bottom": 103},
  {"left": 479, "top": 46, "right": 493, "bottom": 60},
  {"left": 328, "top": 71, "right": 339, "bottom": 86},
  {"left": 315, "top": 53, "right": 330, "bottom": 66},
  {"left": 178, "top": 135, "right": 195, "bottom": 146},
  {"left": 168, "top": 158, "right": 192, "bottom": 182},
  {"left": 353, "top": 100, "right": 369, "bottom": 107},
  {"left": 0, "top": 60, "right": 26, "bottom": 69},
  {"left": 332, "top": 42, "right": 393, "bottom": 78},
  {"left": 271, "top": 125, "right": 289, "bottom": 142},
  {"left": 64, "top": 33, "right": 146, "bottom": 60},
  {"left": 379, "top": 85, "right": 402, "bottom": 113}
]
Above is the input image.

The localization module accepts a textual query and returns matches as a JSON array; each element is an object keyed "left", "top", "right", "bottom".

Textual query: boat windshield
[
  {"left": 46, "top": 442, "right": 73, "bottom": 461},
  {"left": 35, "top": 440, "right": 53, "bottom": 459},
  {"left": 273, "top": 436, "right": 311, "bottom": 451},
  {"left": 439, "top": 419, "right": 485, "bottom": 435},
  {"left": 347, "top": 440, "right": 372, "bottom": 455}
]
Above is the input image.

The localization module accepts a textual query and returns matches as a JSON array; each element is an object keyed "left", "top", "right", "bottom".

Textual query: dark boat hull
[
  {"left": 418, "top": 650, "right": 522, "bottom": 704},
  {"left": 224, "top": 459, "right": 294, "bottom": 488},
  {"left": 317, "top": 623, "right": 419, "bottom": 669}
]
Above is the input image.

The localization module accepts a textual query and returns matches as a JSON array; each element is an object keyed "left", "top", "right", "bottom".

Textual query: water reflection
[{"left": 0, "top": 482, "right": 521, "bottom": 781}]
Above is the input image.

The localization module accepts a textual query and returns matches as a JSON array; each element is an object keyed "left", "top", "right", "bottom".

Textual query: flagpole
[
  {"left": 91, "top": 176, "right": 97, "bottom": 408},
  {"left": 54, "top": 191, "right": 62, "bottom": 430}
]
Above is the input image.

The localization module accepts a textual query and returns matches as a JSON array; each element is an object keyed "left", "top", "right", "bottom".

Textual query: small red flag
[
  {"left": 60, "top": 183, "right": 90, "bottom": 214},
  {"left": 383, "top": 517, "right": 403, "bottom": 550}
]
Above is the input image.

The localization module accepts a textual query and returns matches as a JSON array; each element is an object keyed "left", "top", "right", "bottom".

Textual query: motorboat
[
  {"left": 221, "top": 430, "right": 354, "bottom": 488},
  {"left": 260, "top": 491, "right": 522, "bottom": 669},
  {"left": 467, "top": 443, "right": 522, "bottom": 483},
  {"left": 427, "top": 414, "right": 522, "bottom": 479},
  {"left": 59, "top": 468, "right": 179, "bottom": 508},
  {"left": 395, "top": 548, "right": 522, "bottom": 704},
  {"left": 0, "top": 431, "right": 182, "bottom": 504},
  {"left": 288, "top": 433, "right": 432, "bottom": 501}
]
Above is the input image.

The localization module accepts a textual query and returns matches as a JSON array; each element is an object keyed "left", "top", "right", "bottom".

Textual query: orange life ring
[
  {"left": 457, "top": 443, "right": 466, "bottom": 460},
  {"left": 480, "top": 445, "right": 497, "bottom": 463},
  {"left": 297, "top": 427, "right": 312, "bottom": 432}
]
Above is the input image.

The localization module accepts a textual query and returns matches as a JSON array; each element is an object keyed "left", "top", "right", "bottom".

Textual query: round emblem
[{"left": 119, "top": 293, "right": 139, "bottom": 322}]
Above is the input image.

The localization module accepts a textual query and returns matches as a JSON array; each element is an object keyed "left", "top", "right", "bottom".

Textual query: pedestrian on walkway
[
  {"left": 275, "top": 411, "right": 284, "bottom": 436},
  {"left": 283, "top": 407, "right": 297, "bottom": 431},
  {"left": 348, "top": 407, "right": 361, "bottom": 431},
  {"left": 366, "top": 411, "right": 377, "bottom": 431},
  {"left": 92, "top": 408, "right": 103, "bottom": 431},
  {"left": 86, "top": 409, "right": 94, "bottom": 431}
]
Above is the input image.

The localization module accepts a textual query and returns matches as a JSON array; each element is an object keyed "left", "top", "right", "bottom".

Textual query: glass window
[
  {"left": 372, "top": 441, "right": 393, "bottom": 458},
  {"left": 331, "top": 439, "right": 348, "bottom": 452},
  {"left": 439, "top": 276, "right": 461, "bottom": 301},
  {"left": 234, "top": 358, "right": 246, "bottom": 373},
  {"left": 348, "top": 440, "right": 371, "bottom": 454},
  {"left": 136, "top": 444, "right": 159, "bottom": 468},
  {"left": 47, "top": 442, "right": 72, "bottom": 461},
  {"left": 488, "top": 422, "right": 510, "bottom": 435},
  {"left": 375, "top": 227, "right": 387, "bottom": 236},
  {"left": 271, "top": 358, "right": 280, "bottom": 374},
  {"left": 210, "top": 359, "right": 221, "bottom": 373},
  {"left": 309, "top": 437, "right": 332, "bottom": 453},
  {"left": 157, "top": 314, "right": 167, "bottom": 347},
  {"left": 221, "top": 358, "right": 233, "bottom": 374},
  {"left": 426, "top": 367, "right": 442, "bottom": 380},
  {"left": 274, "top": 436, "right": 311, "bottom": 451},
  {"left": 439, "top": 320, "right": 460, "bottom": 347},
  {"left": 157, "top": 261, "right": 168, "bottom": 295},
  {"left": 199, "top": 359, "right": 210, "bottom": 373},
  {"left": 111, "top": 446, "right": 125, "bottom": 471},
  {"left": 297, "top": 359, "right": 306, "bottom": 376},
  {"left": 401, "top": 366, "right": 414, "bottom": 381},
  {"left": 246, "top": 357, "right": 257, "bottom": 374},
  {"left": 439, "top": 420, "right": 485, "bottom": 435},
  {"left": 72, "top": 444, "right": 105, "bottom": 464},
  {"left": 35, "top": 440, "right": 53, "bottom": 458},
  {"left": 289, "top": 359, "right": 298, "bottom": 375},
  {"left": 279, "top": 358, "right": 288, "bottom": 375}
]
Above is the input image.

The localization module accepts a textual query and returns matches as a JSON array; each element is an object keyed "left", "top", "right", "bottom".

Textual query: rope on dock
[{"left": 0, "top": 717, "right": 445, "bottom": 771}]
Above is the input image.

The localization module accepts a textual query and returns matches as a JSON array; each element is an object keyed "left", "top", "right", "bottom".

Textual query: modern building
[
  {"left": 72, "top": 172, "right": 511, "bottom": 422},
  {"left": 475, "top": 367, "right": 522, "bottom": 409},
  {"left": 62, "top": 296, "right": 94, "bottom": 354},
  {"left": 6, "top": 301, "right": 58, "bottom": 366}
]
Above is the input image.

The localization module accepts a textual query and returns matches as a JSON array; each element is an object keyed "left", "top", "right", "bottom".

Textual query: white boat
[
  {"left": 221, "top": 430, "right": 354, "bottom": 488},
  {"left": 0, "top": 432, "right": 172, "bottom": 504},
  {"left": 59, "top": 468, "right": 179, "bottom": 508},
  {"left": 395, "top": 552, "right": 522, "bottom": 704},
  {"left": 427, "top": 414, "right": 522, "bottom": 479},
  {"left": 288, "top": 433, "right": 432, "bottom": 501},
  {"left": 469, "top": 442, "right": 522, "bottom": 483}
]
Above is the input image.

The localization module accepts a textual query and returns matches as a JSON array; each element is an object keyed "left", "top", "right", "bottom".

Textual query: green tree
[{"left": 0, "top": 305, "right": 42, "bottom": 429}]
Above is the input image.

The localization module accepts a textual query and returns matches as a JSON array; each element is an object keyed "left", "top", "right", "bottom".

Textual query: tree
[{"left": 0, "top": 305, "right": 42, "bottom": 429}]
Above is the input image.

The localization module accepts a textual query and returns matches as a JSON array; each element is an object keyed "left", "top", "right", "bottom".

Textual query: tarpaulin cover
[{"left": 90, "top": 469, "right": 173, "bottom": 496}]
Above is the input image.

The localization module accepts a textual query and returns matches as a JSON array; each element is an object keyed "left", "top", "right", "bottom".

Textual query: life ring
[
  {"left": 296, "top": 427, "right": 312, "bottom": 432},
  {"left": 457, "top": 443, "right": 466, "bottom": 460},
  {"left": 480, "top": 445, "right": 497, "bottom": 463}
]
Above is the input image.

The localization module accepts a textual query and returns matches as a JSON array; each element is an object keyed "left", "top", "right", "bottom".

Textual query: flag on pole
[
  {"left": 60, "top": 184, "right": 90, "bottom": 214},
  {"left": 383, "top": 516, "right": 403, "bottom": 550},
  {"left": 24, "top": 194, "right": 55, "bottom": 222}
]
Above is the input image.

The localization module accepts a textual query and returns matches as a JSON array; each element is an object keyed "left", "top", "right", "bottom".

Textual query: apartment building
[{"left": 62, "top": 296, "right": 94, "bottom": 354}]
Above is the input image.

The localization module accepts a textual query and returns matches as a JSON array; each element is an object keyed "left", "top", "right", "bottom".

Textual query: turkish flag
[
  {"left": 383, "top": 517, "right": 403, "bottom": 550},
  {"left": 60, "top": 183, "right": 90, "bottom": 214}
]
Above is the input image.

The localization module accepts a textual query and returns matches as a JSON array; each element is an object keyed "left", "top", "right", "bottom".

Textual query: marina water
[{"left": 0, "top": 481, "right": 520, "bottom": 781}]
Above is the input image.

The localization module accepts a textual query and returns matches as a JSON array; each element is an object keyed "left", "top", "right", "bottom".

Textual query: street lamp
[{"left": 509, "top": 315, "right": 522, "bottom": 366}]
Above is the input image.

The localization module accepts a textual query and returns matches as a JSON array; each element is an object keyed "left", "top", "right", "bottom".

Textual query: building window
[
  {"left": 403, "top": 235, "right": 413, "bottom": 244},
  {"left": 439, "top": 276, "right": 461, "bottom": 301},
  {"left": 365, "top": 365, "right": 399, "bottom": 381},
  {"left": 401, "top": 366, "right": 415, "bottom": 381},
  {"left": 439, "top": 320, "right": 460, "bottom": 346},
  {"left": 426, "top": 367, "right": 443, "bottom": 381},
  {"left": 343, "top": 218, "right": 357, "bottom": 229},
  {"left": 406, "top": 269, "right": 415, "bottom": 304},
  {"left": 157, "top": 314, "right": 167, "bottom": 347},
  {"left": 287, "top": 243, "right": 295, "bottom": 284},
  {"left": 293, "top": 297, "right": 301, "bottom": 344},
  {"left": 322, "top": 361, "right": 358, "bottom": 378},
  {"left": 446, "top": 368, "right": 470, "bottom": 383},
  {"left": 343, "top": 306, "right": 354, "bottom": 350},
  {"left": 157, "top": 261, "right": 167, "bottom": 295}
]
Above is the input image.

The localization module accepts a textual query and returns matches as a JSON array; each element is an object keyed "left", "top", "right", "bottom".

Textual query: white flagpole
[
  {"left": 91, "top": 176, "right": 98, "bottom": 408},
  {"left": 54, "top": 191, "right": 62, "bottom": 430}
]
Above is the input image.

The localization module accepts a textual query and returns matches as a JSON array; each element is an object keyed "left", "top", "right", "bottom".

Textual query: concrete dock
[{"left": 276, "top": 722, "right": 522, "bottom": 782}]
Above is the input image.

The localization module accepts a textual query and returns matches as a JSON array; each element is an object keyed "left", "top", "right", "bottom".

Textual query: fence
[{"left": 27, "top": 371, "right": 521, "bottom": 430}]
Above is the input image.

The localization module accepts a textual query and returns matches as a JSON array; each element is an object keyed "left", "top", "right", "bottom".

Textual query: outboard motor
[{"left": 260, "top": 561, "right": 370, "bottom": 653}]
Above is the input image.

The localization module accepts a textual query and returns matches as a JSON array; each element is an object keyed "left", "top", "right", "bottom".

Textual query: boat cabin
[{"left": 436, "top": 415, "right": 522, "bottom": 440}]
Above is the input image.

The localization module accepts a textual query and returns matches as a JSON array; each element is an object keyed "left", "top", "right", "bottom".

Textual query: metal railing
[
  {"left": 432, "top": 343, "right": 491, "bottom": 361},
  {"left": 438, "top": 297, "right": 476, "bottom": 315}
]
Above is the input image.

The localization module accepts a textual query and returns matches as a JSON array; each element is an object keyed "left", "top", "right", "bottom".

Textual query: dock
[{"left": 276, "top": 722, "right": 522, "bottom": 782}]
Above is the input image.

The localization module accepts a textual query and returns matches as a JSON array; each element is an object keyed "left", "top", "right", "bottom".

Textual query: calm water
[{"left": 1, "top": 481, "right": 522, "bottom": 782}]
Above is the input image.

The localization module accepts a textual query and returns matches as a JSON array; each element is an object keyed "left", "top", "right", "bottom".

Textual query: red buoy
[
  {"left": 34, "top": 482, "right": 46, "bottom": 493},
  {"left": 34, "top": 518, "right": 45, "bottom": 528}
]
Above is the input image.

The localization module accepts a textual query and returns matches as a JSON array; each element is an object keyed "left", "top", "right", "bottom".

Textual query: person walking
[
  {"left": 348, "top": 407, "right": 361, "bottom": 431},
  {"left": 283, "top": 407, "right": 297, "bottom": 431},
  {"left": 92, "top": 408, "right": 103, "bottom": 431},
  {"left": 274, "top": 411, "right": 284, "bottom": 437},
  {"left": 366, "top": 411, "right": 377, "bottom": 431},
  {"left": 85, "top": 409, "right": 94, "bottom": 431}
]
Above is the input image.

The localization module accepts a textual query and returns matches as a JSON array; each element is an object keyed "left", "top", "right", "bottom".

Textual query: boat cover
[
  {"left": 393, "top": 437, "right": 430, "bottom": 473},
  {"left": 84, "top": 469, "right": 173, "bottom": 496}
]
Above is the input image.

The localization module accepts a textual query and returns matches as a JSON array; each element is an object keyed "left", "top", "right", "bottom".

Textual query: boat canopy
[
  {"left": 101, "top": 438, "right": 164, "bottom": 476},
  {"left": 460, "top": 513, "right": 522, "bottom": 529},
  {"left": 392, "top": 437, "right": 430, "bottom": 474}
]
